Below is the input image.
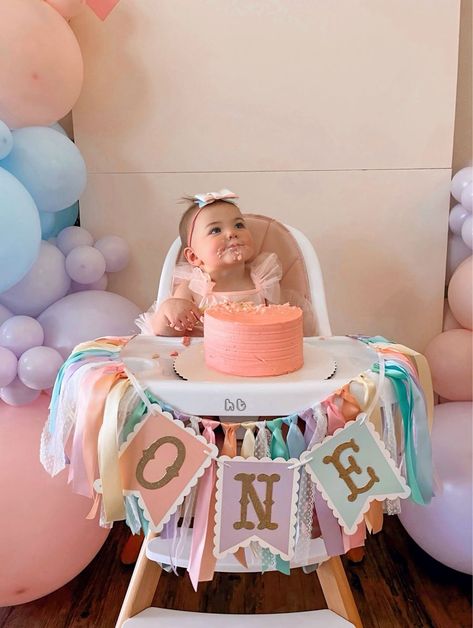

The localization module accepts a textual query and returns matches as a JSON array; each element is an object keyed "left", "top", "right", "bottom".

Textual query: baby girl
[{"left": 137, "top": 189, "right": 282, "bottom": 336}]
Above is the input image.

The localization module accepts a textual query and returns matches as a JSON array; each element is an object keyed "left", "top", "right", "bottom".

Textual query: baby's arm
[{"left": 148, "top": 282, "right": 203, "bottom": 336}]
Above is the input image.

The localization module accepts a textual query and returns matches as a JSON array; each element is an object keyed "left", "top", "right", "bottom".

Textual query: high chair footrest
[
  {"left": 122, "top": 608, "right": 355, "bottom": 627},
  {"left": 146, "top": 532, "right": 329, "bottom": 572}
]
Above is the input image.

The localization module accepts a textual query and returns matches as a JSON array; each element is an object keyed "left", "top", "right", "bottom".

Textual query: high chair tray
[
  {"left": 121, "top": 335, "right": 380, "bottom": 417},
  {"left": 123, "top": 608, "right": 355, "bottom": 627}
]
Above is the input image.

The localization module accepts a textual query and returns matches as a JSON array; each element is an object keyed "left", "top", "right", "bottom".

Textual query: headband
[{"left": 183, "top": 189, "right": 239, "bottom": 247}]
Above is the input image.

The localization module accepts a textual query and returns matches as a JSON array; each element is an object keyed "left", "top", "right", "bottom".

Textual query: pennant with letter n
[
  {"left": 301, "top": 414, "right": 410, "bottom": 534},
  {"left": 214, "top": 456, "right": 300, "bottom": 561}
]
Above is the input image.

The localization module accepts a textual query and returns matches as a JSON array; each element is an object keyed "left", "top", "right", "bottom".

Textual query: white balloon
[
  {"left": 65, "top": 246, "right": 106, "bottom": 284},
  {"left": 449, "top": 203, "right": 471, "bottom": 235},
  {"left": 94, "top": 235, "right": 130, "bottom": 272},
  {"left": 461, "top": 215, "right": 473, "bottom": 250},
  {"left": 451, "top": 167, "right": 473, "bottom": 203},
  {"left": 460, "top": 181, "right": 473, "bottom": 212}
]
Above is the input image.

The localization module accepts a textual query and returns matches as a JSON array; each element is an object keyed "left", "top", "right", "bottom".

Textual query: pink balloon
[
  {"left": 65, "top": 245, "right": 106, "bottom": 284},
  {"left": 18, "top": 346, "right": 64, "bottom": 390},
  {"left": 94, "top": 235, "right": 130, "bottom": 272},
  {"left": 399, "top": 402, "right": 472, "bottom": 574},
  {"left": 0, "top": 0, "right": 83, "bottom": 129},
  {"left": 424, "top": 329, "right": 473, "bottom": 401},
  {"left": 442, "top": 299, "right": 461, "bottom": 332},
  {"left": 448, "top": 256, "right": 472, "bottom": 330},
  {"left": 0, "top": 377, "right": 41, "bottom": 406},
  {"left": 0, "top": 347, "right": 18, "bottom": 387},
  {"left": 38, "top": 290, "right": 141, "bottom": 358},
  {"left": 445, "top": 234, "right": 471, "bottom": 284},
  {"left": 45, "top": 0, "right": 87, "bottom": 20},
  {"left": 0, "top": 396, "right": 109, "bottom": 604}
]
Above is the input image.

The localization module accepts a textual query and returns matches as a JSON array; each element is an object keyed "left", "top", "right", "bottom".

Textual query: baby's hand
[{"left": 162, "top": 298, "right": 202, "bottom": 333}]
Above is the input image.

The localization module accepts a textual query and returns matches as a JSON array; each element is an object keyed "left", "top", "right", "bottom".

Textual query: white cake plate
[{"left": 174, "top": 343, "right": 336, "bottom": 383}]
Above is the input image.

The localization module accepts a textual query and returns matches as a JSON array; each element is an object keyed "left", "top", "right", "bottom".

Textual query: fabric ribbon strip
[
  {"left": 188, "top": 419, "right": 219, "bottom": 590},
  {"left": 373, "top": 359, "right": 433, "bottom": 505}
]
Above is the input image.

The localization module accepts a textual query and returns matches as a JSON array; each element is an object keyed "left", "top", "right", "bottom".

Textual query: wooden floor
[{"left": 1, "top": 517, "right": 471, "bottom": 628}]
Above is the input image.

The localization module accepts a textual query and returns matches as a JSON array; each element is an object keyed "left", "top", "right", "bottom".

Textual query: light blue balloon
[
  {"left": 0, "top": 120, "right": 13, "bottom": 160},
  {"left": 39, "top": 202, "right": 79, "bottom": 240},
  {"left": 0, "top": 167, "right": 41, "bottom": 294},
  {"left": 1, "top": 126, "right": 87, "bottom": 213}
]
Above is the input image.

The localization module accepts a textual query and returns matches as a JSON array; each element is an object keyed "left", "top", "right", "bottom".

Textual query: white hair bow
[{"left": 184, "top": 189, "right": 238, "bottom": 209}]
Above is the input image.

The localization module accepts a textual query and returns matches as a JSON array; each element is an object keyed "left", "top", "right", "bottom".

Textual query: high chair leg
[
  {"left": 116, "top": 530, "right": 161, "bottom": 628},
  {"left": 316, "top": 556, "right": 363, "bottom": 628}
]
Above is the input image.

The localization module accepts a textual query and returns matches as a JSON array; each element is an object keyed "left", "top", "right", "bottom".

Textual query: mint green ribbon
[
  {"left": 372, "top": 360, "right": 432, "bottom": 505},
  {"left": 267, "top": 418, "right": 291, "bottom": 575}
]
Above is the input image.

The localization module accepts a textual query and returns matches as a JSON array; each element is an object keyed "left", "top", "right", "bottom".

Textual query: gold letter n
[{"left": 233, "top": 473, "right": 280, "bottom": 531}]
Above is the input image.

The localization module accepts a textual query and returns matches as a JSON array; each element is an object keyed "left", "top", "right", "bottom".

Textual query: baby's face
[{"left": 187, "top": 202, "right": 255, "bottom": 272}]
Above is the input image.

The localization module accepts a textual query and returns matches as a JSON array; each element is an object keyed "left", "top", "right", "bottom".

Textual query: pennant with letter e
[
  {"left": 86, "top": 0, "right": 121, "bottom": 20},
  {"left": 214, "top": 456, "right": 300, "bottom": 561},
  {"left": 302, "top": 414, "right": 410, "bottom": 534}
]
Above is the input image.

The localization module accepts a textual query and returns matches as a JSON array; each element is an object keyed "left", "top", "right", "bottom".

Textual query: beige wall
[
  {"left": 452, "top": 0, "right": 472, "bottom": 174},
  {"left": 71, "top": 0, "right": 462, "bottom": 351}
]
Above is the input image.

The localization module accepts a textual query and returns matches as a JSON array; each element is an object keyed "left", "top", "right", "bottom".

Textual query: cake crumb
[
  {"left": 182, "top": 336, "right": 191, "bottom": 347},
  {"left": 151, "top": 353, "right": 160, "bottom": 359},
  {"left": 170, "top": 351, "right": 179, "bottom": 357}
]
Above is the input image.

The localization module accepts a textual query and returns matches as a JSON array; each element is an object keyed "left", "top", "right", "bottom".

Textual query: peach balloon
[
  {"left": 448, "top": 256, "right": 473, "bottom": 330},
  {"left": 45, "top": 0, "right": 87, "bottom": 21},
  {"left": 424, "top": 329, "right": 473, "bottom": 401},
  {"left": 0, "top": 396, "right": 109, "bottom": 605},
  {"left": 0, "top": 0, "right": 83, "bottom": 129},
  {"left": 443, "top": 299, "right": 461, "bottom": 332}
]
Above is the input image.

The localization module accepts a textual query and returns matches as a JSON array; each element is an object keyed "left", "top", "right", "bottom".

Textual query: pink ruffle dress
[{"left": 136, "top": 252, "right": 283, "bottom": 335}]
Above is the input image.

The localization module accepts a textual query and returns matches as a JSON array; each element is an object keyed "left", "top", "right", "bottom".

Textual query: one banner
[
  {"left": 302, "top": 414, "right": 410, "bottom": 534},
  {"left": 101, "top": 408, "right": 217, "bottom": 531},
  {"left": 86, "top": 0, "right": 121, "bottom": 20},
  {"left": 214, "top": 456, "right": 300, "bottom": 561}
]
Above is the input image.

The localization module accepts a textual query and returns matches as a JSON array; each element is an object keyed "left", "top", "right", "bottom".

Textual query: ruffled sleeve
[
  {"left": 250, "top": 252, "right": 283, "bottom": 304},
  {"left": 135, "top": 301, "right": 159, "bottom": 335}
]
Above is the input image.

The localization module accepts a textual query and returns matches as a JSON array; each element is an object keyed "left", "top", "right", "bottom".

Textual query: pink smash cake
[{"left": 203, "top": 302, "right": 303, "bottom": 377}]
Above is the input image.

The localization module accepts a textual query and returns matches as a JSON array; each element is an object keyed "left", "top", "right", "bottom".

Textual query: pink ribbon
[
  {"left": 86, "top": 0, "right": 120, "bottom": 20},
  {"left": 188, "top": 419, "right": 219, "bottom": 590}
]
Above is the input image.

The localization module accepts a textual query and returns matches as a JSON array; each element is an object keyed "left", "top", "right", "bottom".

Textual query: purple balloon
[
  {"left": 0, "top": 305, "right": 12, "bottom": 327},
  {"left": 94, "top": 235, "right": 130, "bottom": 273},
  {"left": 448, "top": 203, "right": 471, "bottom": 236},
  {"left": 461, "top": 182, "right": 473, "bottom": 212},
  {"left": 0, "top": 377, "right": 41, "bottom": 406},
  {"left": 0, "top": 242, "right": 71, "bottom": 317},
  {"left": 0, "top": 347, "right": 18, "bottom": 387},
  {"left": 450, "top": 167, "right": 473, "bottom": 203},
  {"left": 56, "top": 226, "right": 93, "bottom": 256},
  {"left": 37, "top": 290, "right": 141, "bottom": 358},
  {"left": 0, "top": 316, "right": 44, "bottom": 357},
  {"left": 70, "top": 273, "right": 108, "bottom": 293},
  {"left": 461, "top": 214, "right": 473, "bottom": 250},
  {"left": 18, "top": 346, "right": 64, "bottom": 390},
  {"left": 399, "top": 402, "right": 472, "bottom": 574},
  {"left": 65, "top": 246, "right": 106, "bottom": 284},
  {"left": 446, "top": 234, "right": 471, "bottom": 284}
]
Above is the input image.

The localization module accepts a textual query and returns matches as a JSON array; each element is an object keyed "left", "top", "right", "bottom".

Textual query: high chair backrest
[{"left": 156, "top": 213, "right": 332, "bottom": 336}]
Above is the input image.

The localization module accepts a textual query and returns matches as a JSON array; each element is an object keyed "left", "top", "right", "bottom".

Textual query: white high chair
[{"left": 117, "top": 215, "right": 362, "bottom": 627}]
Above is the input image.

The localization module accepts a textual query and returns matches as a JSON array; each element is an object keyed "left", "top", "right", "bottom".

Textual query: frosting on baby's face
[{"left": 184, "top": 202, "right": 255, "bottom": 273}]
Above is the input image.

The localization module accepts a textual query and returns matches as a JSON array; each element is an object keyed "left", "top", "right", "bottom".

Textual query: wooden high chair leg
[
  {"left": 116, "top": 530, "right": 161, "bottom": 628},
  {"left": 316, "top": 556, "right": 363, "bottom": 628}
]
